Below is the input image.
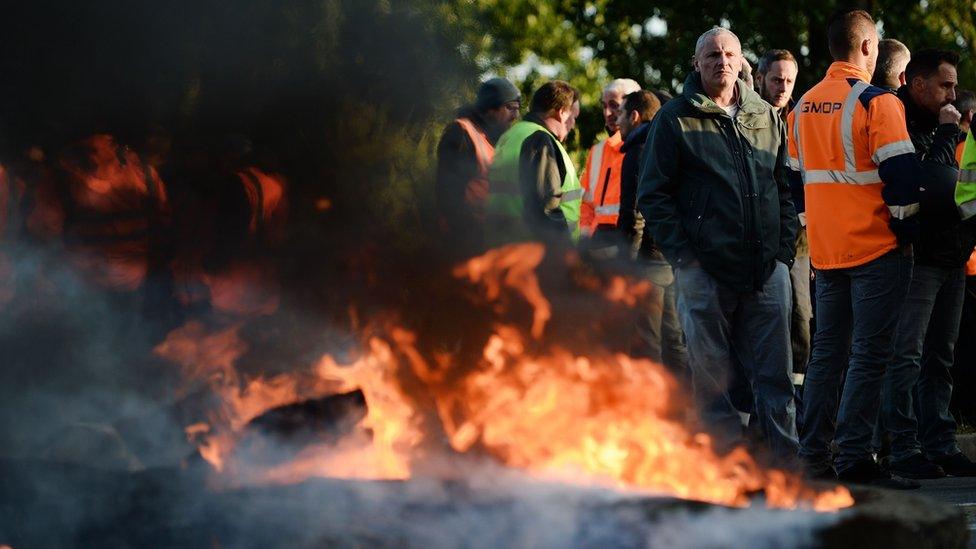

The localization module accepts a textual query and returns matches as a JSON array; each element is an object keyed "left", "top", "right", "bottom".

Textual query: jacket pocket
[{"left": 690, "top": 186, "right": 712, "bottom": 244}]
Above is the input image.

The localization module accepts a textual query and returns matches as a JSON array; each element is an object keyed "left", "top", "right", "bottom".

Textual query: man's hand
[{"left": 939, "top": 104, "right": 962, "bottom": 125}]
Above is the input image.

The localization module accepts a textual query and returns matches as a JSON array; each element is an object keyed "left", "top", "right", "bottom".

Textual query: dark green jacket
[{"left": 637, "top": 73, "right": 798, "bottom": 292}]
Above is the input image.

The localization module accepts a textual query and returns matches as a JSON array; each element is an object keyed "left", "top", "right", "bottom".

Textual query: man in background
[
  {"left": 580, "top": 78, "right": 641, "bottom": 255},
  {"left": 486, "top": 80, "right": 582, "bottom": 244},
  {"left": 872, "top": 39, "right": 911, "bottom": 91},
  {"left": 436, "top": 77, "right": 521, "bottom": 255}
]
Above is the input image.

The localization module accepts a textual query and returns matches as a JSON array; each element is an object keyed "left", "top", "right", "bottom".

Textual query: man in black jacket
[
  {"left": 637, "top": 27, "right": 799, "bottom": 460},
  {"left": 883, "top": 49, "right": 976, "bottom": 479},
  {"left": 435, "top": 78, "right": 521, "bottom": 255},
  {"left": 617, "top": 90, "right": 688, "bottom": 372}
]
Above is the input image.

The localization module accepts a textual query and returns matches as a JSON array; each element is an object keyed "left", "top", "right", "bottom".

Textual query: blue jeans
[
  {"left": 799, "top": 248, "right": 913, "bottom": 472},
  {"left": 883, "top": 264, "right": 965, "bottom": 461},
  {"left": 674, "top": 261, "right": 798, "bottom": 460}
]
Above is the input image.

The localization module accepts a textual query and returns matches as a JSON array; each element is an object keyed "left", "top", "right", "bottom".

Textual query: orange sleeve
[
  {"left": 866, "top": 94, "right": 914, "bottom": 165},
  {"left": 579, "top": 143, "right": 596, "bottom": 232}
]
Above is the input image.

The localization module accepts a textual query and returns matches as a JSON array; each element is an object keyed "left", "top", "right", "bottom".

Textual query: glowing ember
[{"left": 157, "top": 243, "right": 853, "bottom": 511}]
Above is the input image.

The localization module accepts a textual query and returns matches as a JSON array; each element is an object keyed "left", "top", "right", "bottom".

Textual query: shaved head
[{"left": 827, "top": 9, "right": 876, "bottom": 61}]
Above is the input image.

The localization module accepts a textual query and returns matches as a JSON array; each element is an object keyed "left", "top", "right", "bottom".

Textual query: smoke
[
  {"left": 1, "top": 449, "right": 844, "bottom": 548},
  {"left": 0, "top": 1, "right": 840, "bottom": 547}
]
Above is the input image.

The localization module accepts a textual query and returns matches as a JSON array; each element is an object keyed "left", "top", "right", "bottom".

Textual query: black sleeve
[
  {"left": 435, "top": 122, "right": 477, "bottom": 229},
  {"left": 923, "top": 123, "right": 961, "bottom": 168},
  {"left": 878, "top": 153, "right": 921, "bottom": 246},
  {"left": 917, "top": 124, "right": 963, "bottom": 219},
  {"left": 637, "top": 112, "right": 696, "bottom": 266},
  {"left": 519, "top": 131, "right": 569, "bottom": 236},
  {"left": 617, "top": 146, "right": 639, "bottom": 242},
  {"left": 773, "top": 116, "right": 798, "bottom": 266}
]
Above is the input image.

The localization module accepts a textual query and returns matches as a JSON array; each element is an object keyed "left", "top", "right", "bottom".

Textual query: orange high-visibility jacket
[
  {"left": 456, "top": 117, "right": 494, "bottom": 221},
  {"left": 36, "top": 135, "right": 172, "bottom": 291},
  {"left": 787, "top": 62, "right": 918, "bottom": 270},
  {"left": 580, "top": 132, "right": 624, "bottom": 231}
]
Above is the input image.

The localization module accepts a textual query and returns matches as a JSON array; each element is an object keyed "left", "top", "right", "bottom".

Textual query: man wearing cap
[{"left": 436, "top": 77, "right": 521, "bottom": 255}]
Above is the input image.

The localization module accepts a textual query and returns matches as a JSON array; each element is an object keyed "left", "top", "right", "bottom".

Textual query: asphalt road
[{"left": 916, "top": 474, "right": 976, "bottom": 546}]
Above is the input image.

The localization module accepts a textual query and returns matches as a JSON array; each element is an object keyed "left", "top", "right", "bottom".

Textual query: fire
[{"left": 157, "top": 243, "right": 852, "bottom": 511}]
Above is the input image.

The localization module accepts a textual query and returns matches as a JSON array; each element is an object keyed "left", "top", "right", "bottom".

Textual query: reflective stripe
[
  {"left": 594, "top": 204, "right": 620, "bottom": 216},
  {"left": 960, "top": 169, "right": 976, "bottom": 183},
  {"left": 456, "top": 118, "right": 494, "bottom": 175},
  {"left": 792, "top": 93, "right": 807, "bottom": 171},
  {"left": 960, "top": 199, "right": 976, "bottom": 220},
  {"left": 872, "top": 139, "right": 915, "bottom": 165},
  {"left": 587, "top": 141, "right": 605, "bottom": 192},
  {"left": 841, "top": 81, "right": 870, "bottom": 172},
  {"left": 803, "top": 169, "right": 881, "bottom": 185},
  {"left": 887, "top": 203, "right": 919, "bottom": 219},
  {"left": 787, "top": 156, "right": 800, "bottom": 170},
  {"left": 560, "top": 188, "right": 584, "bottom": 203}
]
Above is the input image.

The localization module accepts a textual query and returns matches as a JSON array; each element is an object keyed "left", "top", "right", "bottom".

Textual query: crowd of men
[
  {"left": 0, "top": 133, "right": 288, "bottom": 330},
  {"left": 436, "top": 8, "right": 976, "bottom": 489}
]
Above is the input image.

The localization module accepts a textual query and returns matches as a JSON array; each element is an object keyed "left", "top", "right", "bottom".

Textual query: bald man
[{"left": 637, "top": 27, "right": 799, "bottom": 462}]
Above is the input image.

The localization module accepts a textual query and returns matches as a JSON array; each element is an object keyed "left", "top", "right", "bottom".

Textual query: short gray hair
[
  {"left": 694, "top": 27, "right": 741, "bottom": 57},
  {"left": 603, "top": 78, "right": 641, "bottom": 96}
]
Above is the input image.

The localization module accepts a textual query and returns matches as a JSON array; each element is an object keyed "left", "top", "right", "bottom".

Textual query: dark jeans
[
  {"left": 799, "top": 248, "right": 913, "bottom": 472},
  {"left": 883, "top": 264, "right": 965, "bottom": 461},
  {"left": 674, "top": 262, "right": 798, "bottom": 459}
]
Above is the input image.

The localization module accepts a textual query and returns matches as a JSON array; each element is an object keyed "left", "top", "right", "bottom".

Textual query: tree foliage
[{"left": 457, "top": 0, "right": 976, "bottom": 151}]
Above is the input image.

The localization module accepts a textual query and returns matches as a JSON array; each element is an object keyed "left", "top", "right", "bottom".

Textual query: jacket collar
[
  {"left": 523, "top": 113, "right": 558, "bottom": 137},
  {"left": 458, "top": 104, "right": 501, "bottom": 142},
  {"left": 825, "top": 61, "right": 872, "bottom": 83},
  {"left": 897, "top": 85, "right": 939, "bottom": 133},
  {"left": 620, "top": 122, "right": 651, "bottom": 153},
  {"left": 683, "top": 72, "right": 765, "bottom": 116}
]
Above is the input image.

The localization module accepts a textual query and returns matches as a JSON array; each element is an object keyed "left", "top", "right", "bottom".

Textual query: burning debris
[
  {"left": 0, "top": 3, "right": 971, "bottom": 548},
  {"left": 151, "top": 243, "right": 851, "bottom": 511}
]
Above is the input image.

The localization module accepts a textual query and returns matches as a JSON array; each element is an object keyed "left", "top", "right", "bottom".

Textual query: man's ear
[
  {"left": 910, "top": 76, "right": 924, "bottom": 93},
  {"left": 629, "top": 110, "right": 640, "bottom": 125},
  {"left": 692, "top": 55, "right": 700, "bottom": 72},
  {"left": 861, "top": 38, "right": 872, "bottom": 58}
]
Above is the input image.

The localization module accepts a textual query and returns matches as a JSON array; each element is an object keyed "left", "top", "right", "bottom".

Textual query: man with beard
[
  {"left": 580, "top": 78, "right": 641, "bottom": 255},
  {"left": 882, "top": 49, "right": 976, "bottom": 479},
  {"left": 616, "top": 89, "right": 688, "bottom": 372},
  {"left": 755, "top": 49, "right": 810, "bottom": 390},
  {"left": 436, "top": 77, "right": 521, "bottom": 255},
  {"left": 756, "top": 49, "right": 798, "bottom": 116}
]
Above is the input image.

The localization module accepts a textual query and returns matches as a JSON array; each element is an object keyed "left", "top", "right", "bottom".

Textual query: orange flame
[{"left": 158, "top": 243, "right": 852, "bottom": 511}]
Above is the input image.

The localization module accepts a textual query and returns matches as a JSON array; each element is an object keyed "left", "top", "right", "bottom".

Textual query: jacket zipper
[
  {"left": 598, "top": 168, "right": 612, "bottom": 206},
  {"left": 726, "top": 115, "right": 763, "bottom": 291}
]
